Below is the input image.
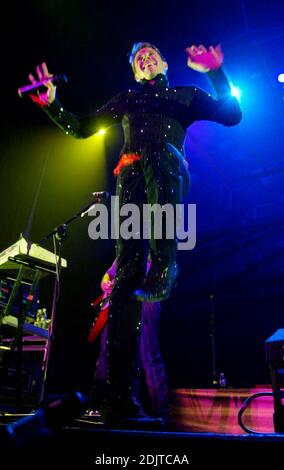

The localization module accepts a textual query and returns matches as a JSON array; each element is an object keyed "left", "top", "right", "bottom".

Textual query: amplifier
[
  {"left": 265, "top": 329, "right": 284, "bottom": 363},
  {"left": 0, "top": 336, "right": 47, "bottom": 399},
  {"left": 265, "top": 328, "right": 284, "bottom": 432}
]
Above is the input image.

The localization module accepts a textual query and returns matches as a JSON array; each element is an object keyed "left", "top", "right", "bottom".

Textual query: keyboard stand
[
  {"left": 0, "top": 261, "right": 44, "bottom": 412},
  {"left": 0, "top": 193, "right": 106, "bottom": 410}
]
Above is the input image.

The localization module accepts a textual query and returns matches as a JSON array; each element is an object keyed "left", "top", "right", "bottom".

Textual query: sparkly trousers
[
  {"left": 105, "top": 143, "right": 190, "bottom": 415},
  {"left": 94, "top": 301, "right": 169, "bottom": 418}
]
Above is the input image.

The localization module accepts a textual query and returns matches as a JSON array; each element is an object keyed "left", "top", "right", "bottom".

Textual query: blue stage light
[
  {"left": 230, "top": 84, "right": 242, "bottom": 102},
  {"left": 277, "top": 73, "right": 284, "bottom": 83}
]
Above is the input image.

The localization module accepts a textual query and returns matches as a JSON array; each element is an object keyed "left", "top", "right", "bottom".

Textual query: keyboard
[{"left": 0, "top": 236, "right": 67, "bottom": 275}]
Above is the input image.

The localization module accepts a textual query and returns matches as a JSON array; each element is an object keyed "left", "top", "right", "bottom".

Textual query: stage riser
[{"left": 170, "top": 388, "right": 274, "bottom": 434}]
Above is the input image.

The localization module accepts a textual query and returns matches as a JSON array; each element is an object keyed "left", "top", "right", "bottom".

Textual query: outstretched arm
[
  {"left": 185, "top": 44, "right": 242, "bottom": 126},
  {"left": 26, "top": 62, "right": 125, "bottom": 139}
]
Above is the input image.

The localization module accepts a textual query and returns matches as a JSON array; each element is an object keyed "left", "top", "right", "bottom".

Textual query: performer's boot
[
  {"left": 102, "top": 367, "right": 164, "bottom": 429},
  {"left": 131, "top": 173, "right": 181, "bottom": 302}
]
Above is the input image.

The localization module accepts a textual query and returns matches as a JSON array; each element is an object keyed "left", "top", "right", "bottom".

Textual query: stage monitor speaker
[{"left": 265, "top": 328, "right": 284, "bottom": 432}]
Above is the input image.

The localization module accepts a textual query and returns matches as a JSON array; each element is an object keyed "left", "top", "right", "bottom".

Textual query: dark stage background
[{"left": 1, "top": 0, "right": 284, "bottom": 394}]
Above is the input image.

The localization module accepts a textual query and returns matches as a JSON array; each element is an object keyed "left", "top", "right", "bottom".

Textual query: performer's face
[{"left": 133, "top": 47, "right": 168, "bottom": 82}]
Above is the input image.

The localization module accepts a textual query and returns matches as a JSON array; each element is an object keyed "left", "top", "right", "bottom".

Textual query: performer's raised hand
[
  {"left": 185, "top": 44, "right": 224, "bottom": 73},
  {"left": 28, "top": 62, "right": 57, "bottom": 106}
]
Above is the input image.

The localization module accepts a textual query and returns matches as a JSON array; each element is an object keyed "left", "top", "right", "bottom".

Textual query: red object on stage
[
  {"left": 88, "top": 308, "right": 109, "bottom": 343},
  {"left": 90, "top": 293, "right": 104, "bottom": 308},
  {"left": 113, "top": 153, "right": 142, "bottom": 176}
]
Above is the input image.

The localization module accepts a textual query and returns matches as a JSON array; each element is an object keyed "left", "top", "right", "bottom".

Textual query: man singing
[{"left": 26, "top": 42, "right": 241, "bottom": 426}]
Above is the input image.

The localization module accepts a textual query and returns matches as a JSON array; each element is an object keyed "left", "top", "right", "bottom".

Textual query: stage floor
[{"left": 0, "top": 387, "right": 282, "bottom": 465}]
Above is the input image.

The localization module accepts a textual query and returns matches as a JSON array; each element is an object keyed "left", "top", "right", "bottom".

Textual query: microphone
[
  {"left": 80, "top": 192, "right": 109, "bottom": 217},
  {"left": 0, "top": 391, "right": 87, "bottom": 452},
  {"left": 90, "top": 191, "right": 109, "bottom": 200},
  {"left": 17, "top": 74, "right": 67, "bottom": 97}
]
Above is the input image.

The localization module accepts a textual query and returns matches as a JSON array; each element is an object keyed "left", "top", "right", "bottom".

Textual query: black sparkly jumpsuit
[{"left": 44, "top": 68, "right": 241, "bottom": 418}]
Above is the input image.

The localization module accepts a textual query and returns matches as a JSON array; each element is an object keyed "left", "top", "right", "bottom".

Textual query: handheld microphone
[{"left": 17, "top": 74, "right": 67, "bottom": 97}]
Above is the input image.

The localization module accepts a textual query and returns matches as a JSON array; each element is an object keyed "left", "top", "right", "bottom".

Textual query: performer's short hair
[{"left": 128, "top": 42, "right": 167, "bottom": 71}]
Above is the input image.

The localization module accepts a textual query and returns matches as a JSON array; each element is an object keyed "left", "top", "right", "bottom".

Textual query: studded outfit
[
  {"left": 43, "top": 68, "right": 241, "bottom": 421},
  {"left": 91, "top": 259, "right": 169, "bottom": 419}
]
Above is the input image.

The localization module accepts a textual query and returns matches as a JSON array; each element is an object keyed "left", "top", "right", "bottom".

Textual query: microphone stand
[{"left": 38, "top": 194, "right": 108, "bottom": 403}]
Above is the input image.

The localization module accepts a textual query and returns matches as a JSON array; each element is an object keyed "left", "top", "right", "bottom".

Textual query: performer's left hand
[{"left": 186, "top": 44, "right": 224, "bottom": 73}]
